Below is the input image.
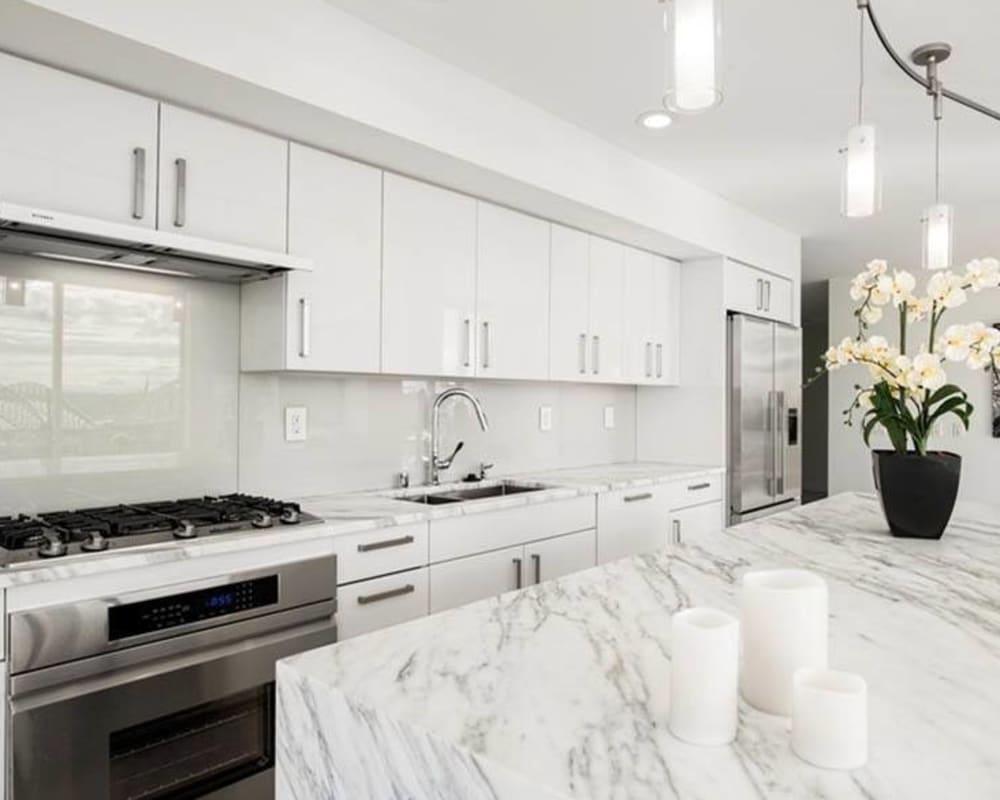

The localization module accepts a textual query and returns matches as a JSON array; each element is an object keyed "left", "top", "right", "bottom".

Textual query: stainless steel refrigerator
[{"left": 728, "top": 314, "right": 802, "bottom": 524}]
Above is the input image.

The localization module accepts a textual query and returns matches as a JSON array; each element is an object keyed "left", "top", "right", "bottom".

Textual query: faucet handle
[
  {"left": 479, "top": 462, "right": 495, "bottom": 480},
  {"left": 438, "top": 440, "right": 464, "bottom": 470}
]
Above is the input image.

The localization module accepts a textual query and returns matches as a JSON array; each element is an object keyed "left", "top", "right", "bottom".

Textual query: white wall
[
  {"left": 827, "top": 276, "right": 1000, "bottom": 504},
  {"left": 238, "top": 374, "right": 637, "bottom": 498}
]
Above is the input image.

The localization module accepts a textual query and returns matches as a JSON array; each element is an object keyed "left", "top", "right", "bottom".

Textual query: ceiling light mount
[{"left": 636, "top": 110, "right": 673, "bottom": 130}]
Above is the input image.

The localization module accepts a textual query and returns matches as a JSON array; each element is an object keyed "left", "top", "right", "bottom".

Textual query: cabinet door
[
  {"left": 765, "top": 275, "right": 794, "bottom": 324},
  {"left": 476, "top": 203, "right": 550, "bottom": 380},
  {"left": 588, "top": 236, "right": 625, "bottom": 383},
  {"left": 382, "top": 174, "right": 477, "bottom": 377},
  {"left": 669, "top": 502, "right": 725, "bottom": 546},
  {"left": 284, "top": 144, "right": 382, "bottom": 372},
  {"left": 158, "top": 104, "right": 288, "bottom": 250},
  {"left": 597, "top": 485, "right": 671, "bottom": 564},
  {"left": 337, "top": 568, "right": 429, "bottom": 640},
  {"left": 623, "top": 247, "right": 655, "bottom": 384},
  {"left": 651, "top": 256, "right": 681, "bottom": 385},
  {"left": 525, "top": 529, "right": 596, "bottom": 585},
  {"left": 0, "top": 53, "right": 157, "bottom": 227},
  {"left": 724, "top": 260, "right": 766, "bottom": 317},
  {"left": 549, "top": 225, "right": 591, "bottom": 381},
  {"left": 429, "top": 545, "right": 524, "bottom": 614}
]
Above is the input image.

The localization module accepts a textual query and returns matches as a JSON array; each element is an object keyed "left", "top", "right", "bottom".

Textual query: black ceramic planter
[{"left": 871, "top": 450, "right": 962, "bottom": 539}]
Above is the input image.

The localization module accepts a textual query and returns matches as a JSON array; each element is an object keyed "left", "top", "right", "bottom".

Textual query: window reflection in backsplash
[{"left": 0, "top": 256, "right": 238, "bottom": 515}]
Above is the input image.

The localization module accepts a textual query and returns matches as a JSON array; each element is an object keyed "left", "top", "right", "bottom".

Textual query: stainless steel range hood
[{"left": 0, "top": 202, "right": 312, "bottom": 281}]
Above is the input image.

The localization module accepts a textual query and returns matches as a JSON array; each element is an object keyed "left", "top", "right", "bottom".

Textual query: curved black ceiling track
[{"left": 861, "top": 0, "right": 1000, "bottom": 123}]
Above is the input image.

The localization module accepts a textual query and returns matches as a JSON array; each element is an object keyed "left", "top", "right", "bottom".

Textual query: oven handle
[{"left": 10, "top": 600, "right": 336, "bottom": 705}]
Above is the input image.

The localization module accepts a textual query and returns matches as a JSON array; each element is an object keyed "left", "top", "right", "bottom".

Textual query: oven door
[{"left": 9, "top": 607, "right": 336, "bottom": 800}]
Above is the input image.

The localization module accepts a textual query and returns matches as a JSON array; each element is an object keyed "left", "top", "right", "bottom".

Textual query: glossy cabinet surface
[
  {"left": 0, "top": 52, "right": 158, "bottom": 227},
  {"left": 587, "top": 236, "right": 625, "bottom": 383},
  {"left": 157, "top": 104, "right": 288, "bottom": 251},
  {"left": 429, "top": 545, "right": 523, "bottom": 613},
  {"left": 525, "top": 529, "right": 596, "bottom": 584},
  {"left": 381, "top": 174, "right": 478, "bottom": 377},
  {"left": 475, "top": 203, "right": 550, "bottom": 380},
  {"left": 338, "top": 567, "right": 430, "bottom": 640},
  {"left": 597, "top": 485, "right": 672, "bottom": 564},
  {"left": 651, "top": 256, "right": 681, "bottom": 385},
  {"left": 549, "top": 225, "right": 592, "bottom": 381},
  {"left": 725, "top": 259, "right": 794, "bottom": 324},
  {"left": 669, "top": 502, "right": 725, "bottom": 546}
]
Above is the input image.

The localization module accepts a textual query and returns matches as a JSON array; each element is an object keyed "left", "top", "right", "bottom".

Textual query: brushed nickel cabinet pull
[
  {"left": 656, "top": 343, "right": 663, "bottom": 379},
  {"left": 645, "top": 342, "right": 653, "bottom": 378},
  {"left": 463, "top": 318, "right": 472, "bottom": 368},
  {"left": 592, "top": 335, "right": 600, "bottom": 375},
  {"left": 687, "top": 482, "right": 711, "bottom": 491},
  {"left": 579, "top": 333, "right": 587, "bottom": 374},
  {"left": 624, "top": 492, "right": 653, "bottom": 503},
  {"left": 299, "top": 298, "right": 311, "bottom": 358},
  {"left": 357, "top": 534, "right": 415, "bottom": 553},
  {"left": 513, "top": 557, "right": 523, "bottom": 589},
  {"left": 672, "top": 519, "right": 682, "bottom": 545},
  {"left": 131, "top": 147, "right": 146, "bottom": 220},
  {"left": 173, "top": 157, "right": 187, "bottom": 227},
  {"left": 532, "top": 553, "right": 541, "bottom": 584},
  {"left": 357, "top": 584, "right": 415, "bottom": 605},
  {"left": 482, "top": 321, "right": 491, "bottom": 369}
]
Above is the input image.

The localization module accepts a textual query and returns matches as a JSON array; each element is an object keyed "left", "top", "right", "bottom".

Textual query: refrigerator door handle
[
  {"left": 765, "top": 390, "right": 775, "bottom": 497},
  {"left": 776, "top": 390, "right": 786, "bottom": 496}
]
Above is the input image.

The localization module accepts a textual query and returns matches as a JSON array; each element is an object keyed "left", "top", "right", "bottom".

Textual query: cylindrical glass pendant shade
[
  {"left": 923, "top": 203, "right": 954, "bottom": 270},
  {"left": 842, "top": 124, "right": 880, "bottom": 218},
  {"left": 663, "top": 0, "right": 723, "bottom": 113}
]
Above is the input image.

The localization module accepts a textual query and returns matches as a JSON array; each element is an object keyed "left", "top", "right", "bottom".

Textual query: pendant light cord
[{"left": 934, "top": 117, "right": 941, "bottom": 204}]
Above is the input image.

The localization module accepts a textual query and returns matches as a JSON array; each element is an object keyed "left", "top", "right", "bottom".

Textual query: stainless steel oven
[{"left": 8, "top": 555, "right": 337, "bottom": 800}]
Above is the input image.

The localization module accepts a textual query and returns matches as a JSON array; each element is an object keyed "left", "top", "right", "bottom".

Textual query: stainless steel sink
[{"left": 397, "top": 481, "right": 548, "bottom": 505}]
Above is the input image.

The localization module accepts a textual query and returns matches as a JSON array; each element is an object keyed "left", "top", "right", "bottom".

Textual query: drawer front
[
  {"left": 666, "top": 474, "right": 723, "bottom": 510},
  {"left": 338, "top": 568, "right": 429, "bottom": 640},
  {"left": 334, "top": 522, "right": 429, "bottom": 585},
  {"left": 430, "top": 497, "right": 595, "bottom": 563},
  {"left": 669, "top": 502, "right": 725, "bottom": 546},
  {"left": 597, "top": 486, "right": 672, "bottom": 564}
]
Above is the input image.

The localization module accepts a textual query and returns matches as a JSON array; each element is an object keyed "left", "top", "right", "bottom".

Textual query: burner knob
[
  {"left": 174, "top": 520, "right": 197, "bottom": 540},
  {"left": 251, "top": 511, "right": 274, "bottom": 529},
  {"left": 38, "top": 533, "right": 68, "bottom": 559},
  {"left": 279, "top": 507, "right": 300, "bottom": 525},
  {"left": 81, "top": 530, "right": 110, "bottom": 553}
]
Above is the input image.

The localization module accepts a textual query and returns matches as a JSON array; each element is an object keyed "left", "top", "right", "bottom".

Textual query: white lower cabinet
[
  {"left": 525, "top": 529, "right": 596, "bottom": 584},
  {"left": 668, "top": 502, "right": 725, "bottom": 546},
  {"left": 597, "top": 486, "right": 672, "bottom": 564},
  {"left": 430, "top": 545, "right": 524, "bottom": 614},
  {"left": 338, "top": 568, "right": 430, "bottom": 640}
]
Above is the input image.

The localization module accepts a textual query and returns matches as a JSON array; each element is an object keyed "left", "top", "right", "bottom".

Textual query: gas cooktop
[{"left": 0, "top": 494, "right": 322, "bottom": 564}]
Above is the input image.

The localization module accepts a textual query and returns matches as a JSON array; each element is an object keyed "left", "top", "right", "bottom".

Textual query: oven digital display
[{"left": 108, "top": 575, "right": 279, "bottom": 640}]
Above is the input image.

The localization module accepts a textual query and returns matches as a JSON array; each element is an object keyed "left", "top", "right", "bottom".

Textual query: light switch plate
[
  {"left": 285, "top": 406, "right": 308, "bottom": 442},
  {"left": 539, "top": 405, "right": 553, "bottom": 432},
  {"left": 603, "top": 405, "right": 615, "bottom": 430}
]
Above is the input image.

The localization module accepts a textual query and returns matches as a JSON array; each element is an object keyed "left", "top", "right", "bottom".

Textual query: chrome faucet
[{"left": 429, "top": 387, "right": 489, "bottom": 485}]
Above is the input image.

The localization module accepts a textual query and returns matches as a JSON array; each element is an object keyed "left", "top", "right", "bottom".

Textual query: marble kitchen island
[{"left": 275, "top": 493, "right": 1000, "bottom": 799}]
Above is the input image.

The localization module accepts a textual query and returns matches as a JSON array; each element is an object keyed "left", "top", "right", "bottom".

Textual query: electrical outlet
[
  {"left": 539, "top": 405, "right": 553, "bottom": 432},
  {"left": 285, "top": 406, "right": 307, "bottom": 442},
  {"left": 603, "top": 405, "right": 615, "bottom": 430}
]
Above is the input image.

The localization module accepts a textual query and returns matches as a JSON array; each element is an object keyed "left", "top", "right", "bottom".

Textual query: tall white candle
[
  {"left": 740, "top": 569, "right": 828, "bottom": 715},
  {"left": 669, "top": 607, "right": 740, "bottom": 745},
  {"left": 792, "top": 668, "right": 868, "bottom": 770}
]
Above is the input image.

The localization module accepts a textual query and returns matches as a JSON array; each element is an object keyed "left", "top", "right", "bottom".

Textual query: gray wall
[{"left": 801, "top": 280, "right": 829, "bottom": 502}]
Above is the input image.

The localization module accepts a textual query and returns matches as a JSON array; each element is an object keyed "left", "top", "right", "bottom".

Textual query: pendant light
[
  {"left": 841, "top": 7, "right": 880, "bottom": 218},
  {"left": 916, "top": 44, "right": 953, "bottom": 270},
  {"left": 663, "top": 0, "right": 723, "bottom": 113}
]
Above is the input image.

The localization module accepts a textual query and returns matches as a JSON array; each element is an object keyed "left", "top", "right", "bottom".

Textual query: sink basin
[{"left": 397, "top": 481, "right": 548, "bottom": 505}]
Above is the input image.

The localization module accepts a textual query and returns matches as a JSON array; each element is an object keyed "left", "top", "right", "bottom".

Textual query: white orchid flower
[
  {"left": 927, "top": 271, "right": 968, "bottom": 309},
  {"left": 965, "top": 258, "right": 1000, "bottom": 292}
]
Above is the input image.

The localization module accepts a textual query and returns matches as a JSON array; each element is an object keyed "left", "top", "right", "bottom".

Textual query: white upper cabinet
[
  {"left": 651, "top": 255, "right": 681, "bottom": 385},
  {"left": 0, "top": 53, "right": 158, "bottom": 227},
  {"left": 549, "top": 225, "right": 592, "bottom": 381},
  {"left": 624, "top": 247, "right": 655, "bottom": 383},
  {"left": 587, "top": 236, "right": 625, "bottom": 383},
  {"left": 382, "top": 174, "right": 478, "bottom": 377},
  {"left": 725, "top": 259, "right": 795, "bottom": 324},
  {"left": 476, "top": 203, "right": 550, "bottom": 380},
  {"left": 157, "top": 104, "right": 288, "bottom": 251},
  {"left": 241, "top": 144, "right": 382, "bottom": 372}
]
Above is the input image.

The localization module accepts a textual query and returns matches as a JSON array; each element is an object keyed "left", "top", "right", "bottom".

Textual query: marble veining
[
  {"left": 277, "top": 493, "right": 1000, "bottom": 800},
  {"left": 0, "top": 462, "right": 717, "bottom": 588}
]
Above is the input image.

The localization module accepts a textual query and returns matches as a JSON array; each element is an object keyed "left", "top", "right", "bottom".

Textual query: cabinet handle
[
  {"left": 299, "top": 298, "right": 311, "bottom": 358},
  {"left": 755, "top": 279, "right": 763, "bottom": 311},
  {"left": 532, "top": 553, "right": 541, "bottom": 584},
  {"left": 173, "top": 157, "right": 187, "bottom": 228},
  {"left": 482, "top": 321, "right": 491, "bottom": 369},
  {"left": 357, "top": 584, "right": 415, "bottom": 606},
  {"left": 592, "top": 335, "right": 600, "bottom": 375},
  {"left": 765, "top": 280, "right": 772, "bottom": 312},
  {"left": 656, "top": 343, "right": 663, "bottom": 379},
  {"left": 624, "top": 492, "right": 653, "bottom": 503},
  {"left": 645, "top": 342, "right": 652, "bottom": 378},
  {"left": 672, "top": 519, "right": 682, "bottom": 545},
  {"left": 687, "top": 482, "right": 711, "bottom": 491},
  {"left": 578, "top": 333, "right": 587, "bottom": 374},
  {"left": 357, "top": 534, "right": 415, "bottom": 553},
  {"left": 513, "top": 557, "right": 523, "bottom": 589},
  {"left": 131, "top": 147, "right": 146, "bottom": 220},
  {"left": 463, "top": 318, "right": 472, "bottom": 368}
]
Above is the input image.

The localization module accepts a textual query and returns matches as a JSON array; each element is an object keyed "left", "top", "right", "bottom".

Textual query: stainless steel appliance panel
[{"left": 774, "top": 322, "right": 803, "bottom": 505}]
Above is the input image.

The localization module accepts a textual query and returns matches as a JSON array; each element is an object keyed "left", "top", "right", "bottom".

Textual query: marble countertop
[
  {"left": 276, "top": 493, "right": 1000, "bottom": 800},
  {"left": 0, "top": 461, "right": 720, "bottom": 588}
]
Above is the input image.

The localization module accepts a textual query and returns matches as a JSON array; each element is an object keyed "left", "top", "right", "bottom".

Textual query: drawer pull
[
  {"left": 532, "top": 553, "right": 541, "bottom": 585},
  {"left": 624, "top": 492, "right": 653, "bottom": 503},
  {"left": 687, "top": 482, "right": 712, "bottom": 491},
  {"left": 357, "top": 584, "right": 415, "bottom": 605},
  {"left": 357, "top": 534, "right": 415, "bottom": 553},
  {"left": 513, "top": 557, "right": 523, "bottom": 589}
]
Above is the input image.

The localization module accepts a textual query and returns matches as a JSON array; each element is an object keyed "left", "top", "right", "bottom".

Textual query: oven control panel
[{"left": 109, "top": 575, "right": 279, "bottom": 640}]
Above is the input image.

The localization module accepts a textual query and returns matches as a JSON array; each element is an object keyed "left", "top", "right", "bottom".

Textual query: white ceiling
[{"left": 323, "top": 0, "right": 1000, "bottom": 282}]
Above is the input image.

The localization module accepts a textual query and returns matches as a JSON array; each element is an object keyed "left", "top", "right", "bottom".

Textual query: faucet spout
[{"left": 429, "top": 388, "right": 489, "bottom": 485}]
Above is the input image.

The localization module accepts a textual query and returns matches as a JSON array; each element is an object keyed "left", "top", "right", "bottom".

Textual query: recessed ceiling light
[{"left": 636, "top": 110, "right": 673, "bottom": 130}]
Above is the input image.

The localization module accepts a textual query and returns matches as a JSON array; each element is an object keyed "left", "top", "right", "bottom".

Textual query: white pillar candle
[
  {"left": 791, "top": 668, "right": 868, "bottom": 770},
  {"left": 740, "top": 569, "right": 828, "bottom": 715},
  {"left": 669, "top": 607, "right": 740, "bottom": 745}
]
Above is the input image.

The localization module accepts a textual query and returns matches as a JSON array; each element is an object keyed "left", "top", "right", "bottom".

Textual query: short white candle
[
  {"left": 740, "top": 569, "right": 828, "bottom": 715},
  {"left": 669, "top": 607, "right": 739, "bottom": 745},
  {"left": 791, "top": 668, "right": 868, "bottom": 770}
]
